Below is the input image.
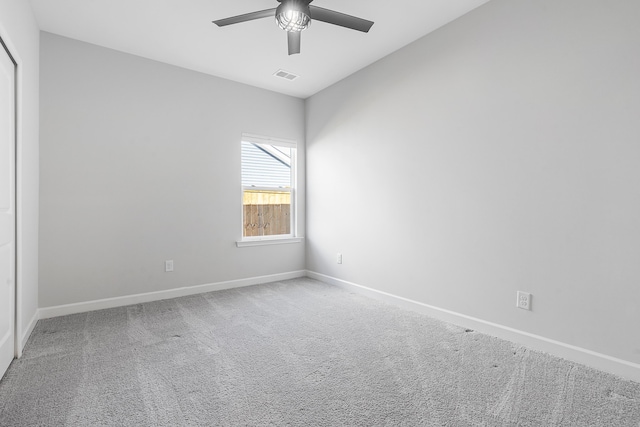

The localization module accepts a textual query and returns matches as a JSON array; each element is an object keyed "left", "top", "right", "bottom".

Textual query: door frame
[{"left": 0, "top": 30, "right": 20, "bottom": 360}]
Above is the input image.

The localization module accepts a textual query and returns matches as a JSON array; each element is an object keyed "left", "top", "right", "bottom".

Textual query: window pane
[
  {"left": 241, "top": 139, "right": 294, "bottom": 238},
  {"left": 241, "top": 142, "right": 291, "bottom": 188},
  {"left": 243, "top": 189, "right": 291, "bottom": 237}
]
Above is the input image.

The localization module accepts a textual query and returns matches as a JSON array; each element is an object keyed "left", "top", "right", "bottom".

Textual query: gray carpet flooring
[{"left": 1, "top": 277, "right": 639, "bottom": 426}]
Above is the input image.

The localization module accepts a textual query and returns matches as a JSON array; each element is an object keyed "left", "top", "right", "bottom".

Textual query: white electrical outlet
[
  {"left": 337, "top": 253, "right": 343, "bottom": 264},
  {"left": 517, "top": 291, "right": 531, "bottom": 310},
  {"left": 165, "top": 260, "right": 174, "bottom": 272}
]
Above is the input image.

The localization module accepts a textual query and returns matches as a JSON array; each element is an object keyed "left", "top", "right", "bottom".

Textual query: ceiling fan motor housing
[{"left": 276, "top": 0, "right": 312, "bottom": 32}]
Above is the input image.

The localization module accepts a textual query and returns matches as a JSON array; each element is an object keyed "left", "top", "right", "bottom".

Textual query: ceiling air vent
[{"left": 273, "top": 69, "right": 299, "bottom": 81}]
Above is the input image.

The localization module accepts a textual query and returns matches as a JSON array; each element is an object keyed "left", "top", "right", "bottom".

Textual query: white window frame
[{"left": 236, "top": 133, "right": 302, "bottom": 247}]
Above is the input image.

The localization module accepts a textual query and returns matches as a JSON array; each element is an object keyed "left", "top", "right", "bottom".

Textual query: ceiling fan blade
[
  {"left": 213, "top": 8, "right": 277, "bottom": 27},
  {"left": 288, "top": 31, "right": 301, "bottom": 55},
  {"left": 308, "top": 6, "right": 374, "bottom": 33}
]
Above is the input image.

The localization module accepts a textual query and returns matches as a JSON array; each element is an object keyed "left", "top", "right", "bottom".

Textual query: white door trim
[{"left": 0, "top": 26, "right": 20, "bottom": 362}]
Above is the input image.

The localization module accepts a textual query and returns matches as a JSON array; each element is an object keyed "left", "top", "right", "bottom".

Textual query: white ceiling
[{"left": 29, "top": 0, "right": 489, "bottom": 99}]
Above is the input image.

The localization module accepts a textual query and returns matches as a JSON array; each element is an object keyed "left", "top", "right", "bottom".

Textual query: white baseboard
[
  {"left": 21, "top": 310, "right": 39, "bottom": 351},
  {"left": 39, "top": 270, "right": 307, "bottom": 320},
  {"left": 306, "top": 270, "right": 640, "bottom": 383}
]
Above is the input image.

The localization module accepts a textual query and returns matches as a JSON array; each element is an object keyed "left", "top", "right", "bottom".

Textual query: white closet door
[{"left": 0, "top": 42, "right": 16, "bottom": 379}]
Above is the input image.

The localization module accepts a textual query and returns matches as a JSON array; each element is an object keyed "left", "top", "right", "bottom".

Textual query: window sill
[{"left": 236, "top": 237, "right": 304, "bottom": 248}]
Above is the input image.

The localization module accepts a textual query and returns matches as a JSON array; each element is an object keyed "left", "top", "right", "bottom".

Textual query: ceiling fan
[{"left": 213, "top": 0, "right": 374, "bottom": 55}]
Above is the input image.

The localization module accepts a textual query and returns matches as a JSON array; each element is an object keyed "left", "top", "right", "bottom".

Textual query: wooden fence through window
[{"left": 243, "top": 190, "right": 291, "bottom": 237}]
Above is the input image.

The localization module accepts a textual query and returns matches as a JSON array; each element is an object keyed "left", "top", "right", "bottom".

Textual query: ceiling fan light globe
[{"left": 276, "top": 1, "right": 311, "bottom": 32}]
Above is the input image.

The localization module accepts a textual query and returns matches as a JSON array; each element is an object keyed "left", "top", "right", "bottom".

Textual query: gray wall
[
  {"left": 306, "top": 0, "right": 640, "bottom": 365},
  {"left": 39, "top": 33, "right": 305, "bottom": 307},
  {"left": 0, "top": 0, "right": 40, "bottom": 348}
]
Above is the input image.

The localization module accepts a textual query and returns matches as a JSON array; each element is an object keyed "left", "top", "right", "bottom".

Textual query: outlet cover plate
[{"left": 517, "top": 291, "right": 531, "bottom": 310}]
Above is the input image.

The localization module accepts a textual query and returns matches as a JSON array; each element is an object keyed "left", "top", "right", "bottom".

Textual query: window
[{"left": 240, "top": 134, "right": 297, "bottom": 243}]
